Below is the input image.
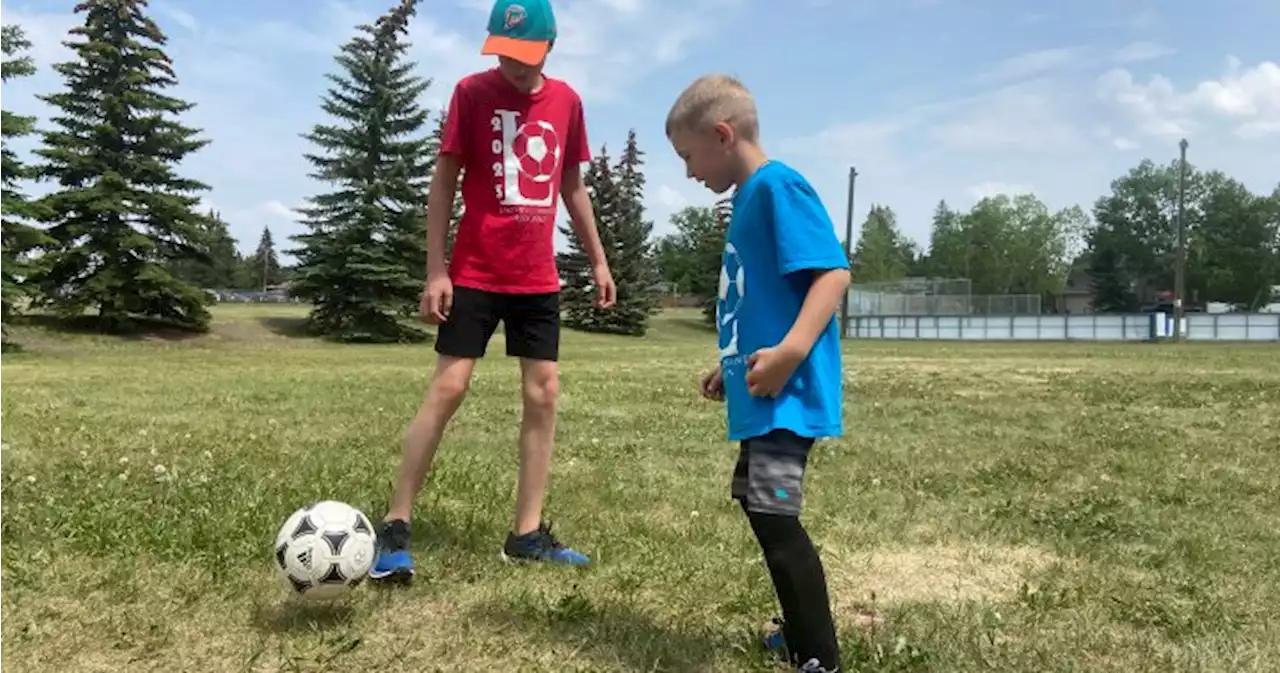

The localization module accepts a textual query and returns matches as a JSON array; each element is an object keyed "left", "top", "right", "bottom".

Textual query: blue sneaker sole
[
  {"left": 368, "top": 566, "right": 414, "bottom": 583},
  {"left": 499, "top": 550, "right": 590, "bottom": 567}
]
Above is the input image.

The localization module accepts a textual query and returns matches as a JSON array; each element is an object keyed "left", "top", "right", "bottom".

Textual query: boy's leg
[
  {"left": 514, "top": 356, "right": 559, "bottom": 536},
  {"left": 497, "top": 291, "right": 588, "bottom": 566},
  {"left": 370, "top": 287, "right": 499, "bottom": 582},
  {"left": 733, "top": 430, "right": 841, "bottom": 671}
]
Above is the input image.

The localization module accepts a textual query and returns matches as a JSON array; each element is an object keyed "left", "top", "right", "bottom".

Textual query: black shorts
[
  {"left": 434, "top": 286, "right": 560, "bottom": 361},
  {"left": 732, "top": 429, "right": 814, "bottom": 517}
]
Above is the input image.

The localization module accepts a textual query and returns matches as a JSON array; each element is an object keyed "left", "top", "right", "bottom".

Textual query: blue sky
[{"left": 2, "top": 0, "right": 1277, "bottom": 262}]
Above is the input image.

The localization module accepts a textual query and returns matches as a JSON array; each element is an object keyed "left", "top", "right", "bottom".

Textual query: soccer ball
[
  {"left": 513, "top": 120, "right": 562, "bottom": 183},
  {"left": 273, "top": 500, "right": 376, "bottom": 601}
]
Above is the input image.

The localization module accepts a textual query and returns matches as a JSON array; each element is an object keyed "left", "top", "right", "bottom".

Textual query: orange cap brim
[{"left": 481, "top": 35, "right": 549, "bottom": 66}]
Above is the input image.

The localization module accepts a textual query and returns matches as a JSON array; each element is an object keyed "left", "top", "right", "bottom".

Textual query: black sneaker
[
  {"left": 369, "top": 518, "right": 414, "bottom": 583},
  {"left": 499, "top": 521, "right": 590, "bottom": 566}
]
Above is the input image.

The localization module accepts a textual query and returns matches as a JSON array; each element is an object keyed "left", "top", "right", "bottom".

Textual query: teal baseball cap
[{"left": 481, "top": 0, "right": 557, "bottom": 66}]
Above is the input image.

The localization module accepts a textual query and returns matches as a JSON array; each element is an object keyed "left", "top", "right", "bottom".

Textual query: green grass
[{"left": 3, "top": 304, "right": 1280, "bottom": 672}]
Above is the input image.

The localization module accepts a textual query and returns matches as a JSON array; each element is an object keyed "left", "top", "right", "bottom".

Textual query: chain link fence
[{"left": 848, "top": 278, "right": 1042, "bottom": 316}]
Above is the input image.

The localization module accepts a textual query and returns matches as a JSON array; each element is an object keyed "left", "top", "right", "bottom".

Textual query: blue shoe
[
  {"left": 764, "top": 624, "right": 787, "bottom": 652},
  {"left": 763, "top": 617, "right": 793, "bottom": 662},
  {"left": 369, "top": 518, "right": 415, "bottom": 583},
  {"left": 500, "top": 521, "right": 590, "bottom": 566}
]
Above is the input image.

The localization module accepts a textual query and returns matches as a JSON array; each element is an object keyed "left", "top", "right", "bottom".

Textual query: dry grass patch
[{"left": 824, "top": 543, "right": 1062, "bottom": 615}]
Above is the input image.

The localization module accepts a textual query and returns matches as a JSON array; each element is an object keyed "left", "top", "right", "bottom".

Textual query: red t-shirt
[{"left": 439, "top": 68, "right": 591, "bottom": 294}]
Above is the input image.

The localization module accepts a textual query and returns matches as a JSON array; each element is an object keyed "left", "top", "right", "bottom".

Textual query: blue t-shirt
[{"left": 717, "top": 161, "right": 849, "bottom": 442}]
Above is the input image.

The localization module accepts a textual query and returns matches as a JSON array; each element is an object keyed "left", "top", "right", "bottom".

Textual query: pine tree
[
  {"left": 248, "top": 225, "right": 281, "bottom": 290},
  {"left": 558, "top": 145, "right": 618, "bottom": 331},
  {"left": 287, "top": 0, "right": 434, "bottom": 343},
  {"left": 560, "top": 129, "right": 657, "bottom": 336},
  {"left": 1088, "top": 226, "right": 1139, "bottom": 312},
  {"left": 2, "top": 25, "right": 54, "bottom": 347},
  {"left": 168, "top": 209, "right": 242, "bottom": 289},
  {"left": 29, "top": 0, "right": 216, "bottom": 333},
  {"left": 850, "top": 204, "right": 914, "bottom": 283}
]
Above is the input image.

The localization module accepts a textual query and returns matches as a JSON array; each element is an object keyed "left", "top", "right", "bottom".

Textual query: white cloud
[
  {"left": 655, "top": 184, "right": 688, "bottom": 210},
  {"left": 976, "top": 47, "right": 1087, "bottom": 84},
  {"left": 972, "top": 41, "right": 1178, "bottom": 90},
  {"left": 776, "top": 53, "right": 1278, "bottom": 251},
  {"left": 0, "top": 7, "right": 78, "bottom": 70},
  {"left": 1097, "top": 57, "right": 1280, "bottom": 139},
  {"left": 1111, "top": 41, "right": 1174, "bottom": 64},
  {"left": 930, "top": 79, "right": 1085, "bottom": 151},
  {"left": 152, "top": 1, "right": 199, "bottom": 34}
]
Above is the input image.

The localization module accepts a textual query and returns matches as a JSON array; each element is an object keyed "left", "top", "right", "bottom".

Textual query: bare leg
[
  {"left": 513, "top": 357, "right": 560, "bottom": 535},
  {"left": 384, "top": 355, "right": 476, "bottom": 523}
]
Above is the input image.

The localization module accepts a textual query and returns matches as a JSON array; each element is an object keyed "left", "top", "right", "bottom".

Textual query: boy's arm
[
  {"left": 779, "top": 267, "right": 851, "bottom": 358},
  {"left": 560, "top": 95, "right": 608, "bottom": 271},
  {"left": 561, "top": 162, "right": 607, "bottom": 270},
  {"left": 426, "top": 154, "right": 461, "bottom": 277},
  {"left": 428, "top": 83, "right": 467, "bottom": 278}
]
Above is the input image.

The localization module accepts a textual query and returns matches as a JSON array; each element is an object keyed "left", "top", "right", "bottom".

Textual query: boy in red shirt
[{"left": 371, "top": 0, "right": 614, "bottom": 581}]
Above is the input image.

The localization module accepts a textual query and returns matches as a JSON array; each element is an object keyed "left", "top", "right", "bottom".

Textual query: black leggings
[{"left": 744, "top": 502, "right": 841, "bottom": 669}]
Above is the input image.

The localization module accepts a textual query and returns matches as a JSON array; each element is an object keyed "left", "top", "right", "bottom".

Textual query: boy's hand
[
  {"left": 421, "top": 272, "right": 453, "bottom": 324},
  {"left": 746, "top": 342, "right": 805, "bottom": 398},
  {"left": 700, "top": 364, "right": 725, "bottom": 401},
  {"left": 593, "top": 263, "right": 617, "bottom": 308}
]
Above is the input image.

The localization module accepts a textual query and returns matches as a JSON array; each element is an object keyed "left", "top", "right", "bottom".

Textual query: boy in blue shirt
[{"left": 665, "top": 74, "right": 851, "bottom": 673}]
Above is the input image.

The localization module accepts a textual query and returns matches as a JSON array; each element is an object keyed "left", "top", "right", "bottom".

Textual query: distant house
[{"left": 1052, "top": 258, "right": 1094, "bottom": 314}]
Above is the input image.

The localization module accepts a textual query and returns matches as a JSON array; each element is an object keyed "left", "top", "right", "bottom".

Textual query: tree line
[
  {"left": 654, "top": 161, "right": 1279, "bottom": 320},
  {"left": 3, "top": 1, "right": 1277, "bottom": 351},
  {"left": 848, "top": 163, "right": 1278, "bottom": 313}
]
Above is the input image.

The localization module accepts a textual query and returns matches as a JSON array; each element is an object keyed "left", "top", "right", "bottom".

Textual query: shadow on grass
[
  {"left": 256, "top": 315, "right": 313, "bottom": 339},
  {"left": 22, "top": 313, "right": 207, "bottom": 341},
  {"left": 251, "top": 599, "right": 358, "bottom": 634},
  {"left": 467, "top": 591, "right": 726, "bottom": 672},
  {"left": 255, "top": 315, "right": 437, "bottom": 344}
]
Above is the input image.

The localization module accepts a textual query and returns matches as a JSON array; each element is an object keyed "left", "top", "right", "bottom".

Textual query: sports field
[{"left": 3, "top": 305, "right": 1279, "bottom": 672}]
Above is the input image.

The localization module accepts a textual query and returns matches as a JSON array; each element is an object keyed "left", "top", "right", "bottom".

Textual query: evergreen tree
[
  {"left": 248, "top": 225, "right": 282, "bottom": 290},
  {"left": 287, "top": 0, "right": 435, "bottom": 343},
  {"left": 2, "top": 24, "right": 54, "bottom": 347},
  {"left": 1087, "top": 226, "right": 1139, "bottom": 312},
  {"left": 28, "top": 0, "right": 216, "bottom": 332},
  {"left": 168, "top": 209, "right": 242, "bottom": 289},
  {"left": 850, "top": 204, "right": 915, "bottom": 283},
  {"left": 561, "top": 130, "right": 657, "bottom": 336},
  {"left": 558, "top": 146, "right": 620, "bottom": 332},
  {"left": 923, "top": 199, "right": 965, "bottom": 278}
]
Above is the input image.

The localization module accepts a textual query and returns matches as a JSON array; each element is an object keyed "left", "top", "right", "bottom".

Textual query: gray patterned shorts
[{"left": 731, "top": 429, "right": 814, "bottom": 517}]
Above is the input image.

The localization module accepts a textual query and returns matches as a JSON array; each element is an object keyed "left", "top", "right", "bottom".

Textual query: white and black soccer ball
[{"left": 273, "top": 500, "right": 376, "bottom": 601}]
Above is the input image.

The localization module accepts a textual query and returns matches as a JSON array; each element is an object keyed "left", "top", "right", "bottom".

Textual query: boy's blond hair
[{"left": 665, "top": 74, "right": 760, "bottom": 143}]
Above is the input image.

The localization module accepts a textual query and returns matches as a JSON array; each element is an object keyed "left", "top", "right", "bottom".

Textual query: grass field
[{"left": 3, "top": 304, "right": 1280, "bottom": 672}]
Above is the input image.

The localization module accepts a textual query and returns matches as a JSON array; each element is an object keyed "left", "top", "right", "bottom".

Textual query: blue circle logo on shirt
[{"left": 718, "top": 242, "right": 745, "bottom": 358}]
